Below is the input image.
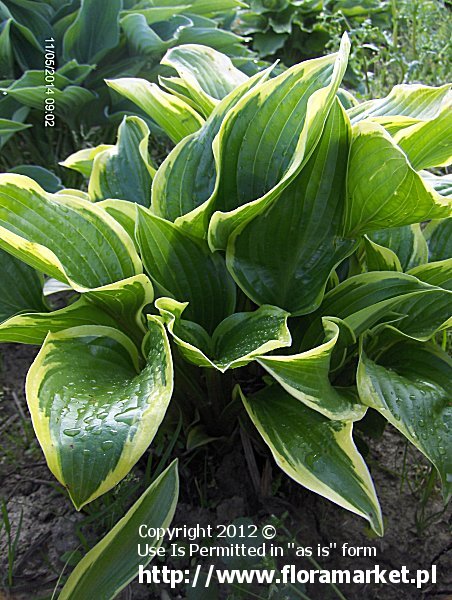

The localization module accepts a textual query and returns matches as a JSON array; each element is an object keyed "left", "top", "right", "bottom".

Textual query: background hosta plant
[
  {"left": 230, "top": 0, "right": 451, "bottom": 97},
  {"left": 0, "top": 39, "right": 451, "bottom": 591},
  {"left": 0, "top": 0, "right": 254, "bottom": 171}
]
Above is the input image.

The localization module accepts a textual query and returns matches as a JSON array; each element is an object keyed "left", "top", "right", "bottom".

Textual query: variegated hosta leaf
[
  {"left": 26, "top": 319, "right": 173, "bottom": 509},
  {"left": 136, "top": 207, "right": 236, "bottom": 334},
  {"left": 358, "top": 342, "right": 451, "bottom": 501},
  {"left": 98, "top": 199, "right": 138, "bottom": 242},
  {"left": 344, "top": 122, "right": 451, "bottom": 237},
  {"left": 420, "top": 172, "right": 452, "bottom": 198},
  {"left": 348, "top": 83, "right": 451, "bottom": 133},
  {"left": 84, "top": 274, "right": 155, "bottom": 345},
  {"left": 0, "top": 275, "right": 154, "bottom": 346},
  {"left": 156, "top": 297, "right": 291, "bottom": 372},
  {"left": 362, "top": 237, "right": 402, "bottom": 272},
  {"left": 208, "top": 33, "right": 350, "bottom": 250},
  {"left": 393, "top": 100, "right": 452, "bottom": 170},
  {"left": 59, "top": 460, "right": 178, "bottom": 600},
  {"left": 423, "top": 218, "right": 452, "bottom": 262},
  {"left": 88, "top": 116, "right": 155, "bottom": 205},
  {"left": 159, "top": 75, "right": 205, "bottom": 111},
  {"left": 407, "top": 259, "right": 452, "bottom": 290},
  {"left": 0, "top": 298, "right": 116, "bottom": 344},
  {"left": 60, "top": 145, "right": 115, "bottom": 179},
  {"left": 257, "top": 318, "right": 365, "bottom": 421},
  {"left": 0, "top": 175, "right": 142, "bottom": 291},
  {"left": 366, "top": 224, "right": 428, "bottom": 272},
  {"left": 151, "top": 66, "right": 273, "bottom": 231},
  {"left": 226, "top": 99, "right": 356, "bottom": 314},
  {"left": 106, "top": 77, "right": 204, "bottom": 144},
  {"left": 240, "top": 384, "right": 383, "bottom": 535},
  {"left": 302, "top": 271, "right": 452, "bottom": 348},
  {"left": 161, "top": 44, "right": 248, "bottom": 117}
]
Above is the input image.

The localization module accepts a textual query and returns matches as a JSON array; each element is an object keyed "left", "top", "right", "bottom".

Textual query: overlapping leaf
[
  {"left": 156, "top": 297, "right": 291, "bottom": 372},
  {"left": 88, "top": 116, "right": 155, "bottom": 205},
  {"left": 226, "top": 99, "right": 356, "bottom": 314},
  {"left": 62, "top": 0, "right": 122, "bottom": 64},
  {"left": 348, "top": 83, "right": 451, "bottom": 132},
  {"left": 344, "top": 122, "right": 451, "bottom": 236},
  {"left": 162, "top": 44, "right": 248, "bottom": 116},
  {"left": 0, "top": 174, "right": 141, "bottom": 291},
  {"left": 151, "top": 64, "right": 273, "bottom": 230},
  {"left": 367, "top": 224, "right": 428, "bottom": 271},
  {"left": 257, "top": 318, "right": 365, "bottom": 421},
  {"left": 136, "top": 207, "right": 235, "bottom": 333},
  {"left": 0, "top": 248, "right": 46, "bottom": 322},
  {"left": 241, "top": 384, "right": 383, "bottom": 535},
  {"left": 208, "top": 33, "right": 351, "bottom": 250},
  {"left": 106, "top": 77, "right": 204, "bottom": 144},
  {"left": 302, "top": 271, "right": 452, "bottom": 348}
]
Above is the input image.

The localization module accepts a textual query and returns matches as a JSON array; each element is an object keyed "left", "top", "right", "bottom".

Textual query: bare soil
[{"left": 0, "top": 344, "right": 450, "bottom": 600}]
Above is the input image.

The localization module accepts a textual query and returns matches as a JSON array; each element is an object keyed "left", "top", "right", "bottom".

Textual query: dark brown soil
[{"left": 0, "top": 344, "right": 450, "bottom": 600}]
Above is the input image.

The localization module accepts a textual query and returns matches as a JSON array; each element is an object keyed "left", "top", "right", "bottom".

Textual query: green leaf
[
  {"left": 367, "top": 224, "right": 428, "bottom": 271},
  {"left": 121, "top": 13, "right": 190, "bottom": 57},
  {"left": 0, "top": 117, "right": 31, "bottom": 135},
  {"left": 240, "top": 384, "right": 383, "bottom": 535},
  {"left": 88, "top": 116, "right": 155, "bottom": 205},
  {"left": 0, "top": 174, "right": 142, "bottom": 291},
  {"left": 2, "top": 72, "right": 96, "bottom": 123},
  {"left": 59, "top": 460, "right": 179, "bottom": 600},
  {"left": 120, "top": 6, "right": 188, "bottom": 25},
  {"left": 226, "top": 99, "right": 356, "bottom": 314},
  {"left": 182, "top": 0, "right": 245, "bottom": 15},
  {"left": 348, "top": 83, "right": 451, "bottom": 132},
  {"left": 394, "top": 100, "right": 452, "bottom": 170},
  {"left": 8, "top": 165, "right": 63, "bottom": 193},
  {"left": 159, "top": 75, "right": 206, "bottom": 112},
  {"left": 63, "top": 0, "right": 122, "bottom": 64},
  {"left": 106, "top": 77, "right": 205, "bottom": 144},
  {"left": 257, "top": 318, "right": 365, "bottom": 421},
  {"left": 3, "top": 15, "right": 43, "bottom": 71},
  {"left": 358, "top": 342, "right": 451, "bottom": 501},
  {"left": 0, "top": 248, "right": 46, "bottom": 323},
  {"left": 156, "top": 298, "right": 291, "bottom": 371},
  {"left": 136, "top": 207, "right": 236, "bottom": 333},
  {"left": 151, "top": 66, "right": 273, "bottom": 230},
  {"left": 26, "top": 318, "right": 173, "bottom": 509},
  {"left": 206, "top": 35, "right": 350, "bottom": 251},
  {"left": 344, "top": 122, "right": 451, "bottom": 236},
  {"left": 162, "top": 44, "right": 248, "bottom": 117}
]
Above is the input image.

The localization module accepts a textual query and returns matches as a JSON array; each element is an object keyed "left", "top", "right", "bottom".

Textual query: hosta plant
[{"left": 0, "top": 39, "right": 451, "bottom": 590}]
